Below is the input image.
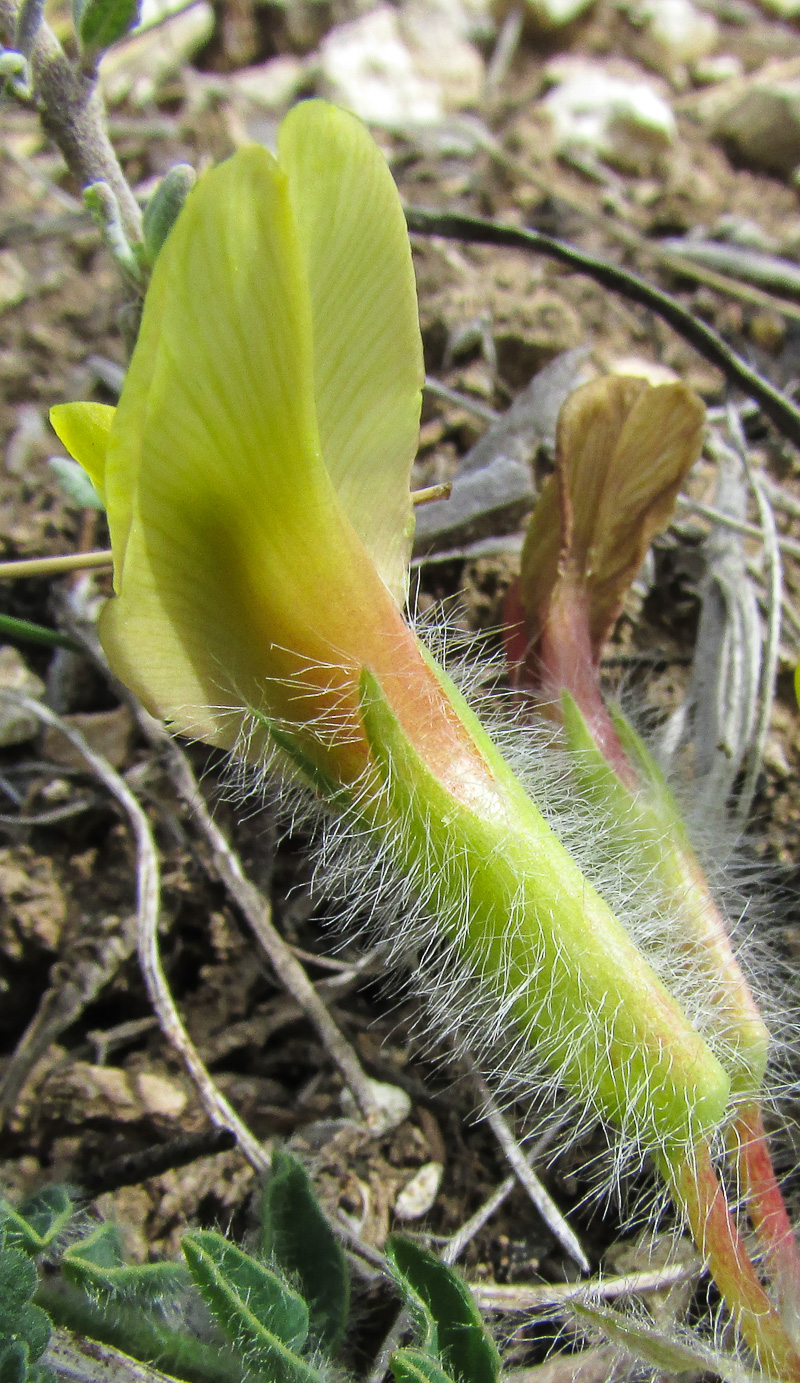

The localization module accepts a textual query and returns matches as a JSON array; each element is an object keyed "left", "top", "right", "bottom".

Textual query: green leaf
[
  {"left": 2, "top": 1187, "right": 75, "bottom": 1255},
  {"left": 260, "top": 1150, "right": 349, "bottom": 1352},
  {"left": 183, "top": 1231, "right": 319, "bottom": 1383},
  {"left": 37, "top": 1278, "right": 242, "bottom": 1383},
  {"left": 0, "top": 1243, "right": 39, "bottom": 1320},
  {"left": 0, "top": 1342, "right": 28, "bottom": 1383},
  {"left": 142, "top": 165, "right": 197, "bottom": 267},
  {"left": 573, "top": 1303, "right": 776, "bottom": 1383},
  {"left": 62, "top": 1223, "right": 187, "bottom": 1301},
  {"left": 386, "top": 1238, "right": 500, "bottom": 1383},
  {"left": 73, "top": 0, "right": 141, "bottom": 51},
  {"left": 48, "top": 458, "right": 105, "bottom": 511},
  {"left": 0, "top": 615, "right": 78, "bottom": 653},
  {"left": 391, "top": 1349, "right": 457, "bottom": 1383}
]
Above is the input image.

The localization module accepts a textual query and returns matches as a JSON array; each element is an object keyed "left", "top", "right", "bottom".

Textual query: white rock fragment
[
  {"left": 543, "top": 60, "right": 676, "bottom": 173},
  {"left": 319, "top": 2, "right": 483, "bottom": 129},
  {"left": 609, "top": 356, "right": 680, "bottom": 385},
  {"left": 621, "top": 0, "right": 718, "bottom": 76},
  {"left": 526, "top": 0, "right": 595, "bottom": 27},
  {"left": 100, "top": 1, "right": 214, "bottom": 106},
  {"left": 756, "top": 0, "right": 800, "bottom": 15},
  {"left": 400, "top": 0, "right": 485, "bottom": 111},
  {"left": 715, "top": 79, "right": 800, "bottom": 178},
  {"left": 394, "top": 1162, "right": 444, "bottom": 1220},
  {"left": 320, "top": 6, "right": 442, "bottom": 126},
  {"left": 0, "top": 646, "right": 45, "bottom": 748},
  {"left": 691, "top": 54, "right": 742, "bottom": 87},
  {"left": 229, "top": 55, "right": 307, "bottom": 111}
]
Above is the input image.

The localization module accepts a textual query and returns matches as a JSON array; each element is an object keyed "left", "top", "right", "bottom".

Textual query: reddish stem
[
  {"left": 735, "top": 1102, "right": 800, "bottom": 1330},
  {"left": 668, "top": 1141, "right": 800, "bottom": 1379}
]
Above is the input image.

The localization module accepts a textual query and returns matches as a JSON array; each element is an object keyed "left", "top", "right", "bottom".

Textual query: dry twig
[
  {"left": 471, "top": 1072, "right": 589, "bottom": 1274},
  {"left": 0, "top": 691, "right": 270, "bottom": 1169}
]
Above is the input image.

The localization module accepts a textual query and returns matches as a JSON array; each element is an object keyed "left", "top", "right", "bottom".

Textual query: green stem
[
  {"left": 665, "top": 1142, "right": 800, "bottom": 1380},
  {"left": 37, "top": 1279, "right": 245, "bottom": 1383},
  {"left": 0, "top": 612, "right": 79, "bottom": 651}
]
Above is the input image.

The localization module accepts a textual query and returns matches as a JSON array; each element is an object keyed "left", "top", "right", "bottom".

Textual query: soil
[{"left": 3, "top": 0, "right": 800, "bottom": 1376}]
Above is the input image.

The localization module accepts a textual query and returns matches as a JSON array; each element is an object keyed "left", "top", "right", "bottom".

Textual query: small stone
[
  {"left": 691, "top": 54, "right": 743, "bottom": 86},
  {"left": 0, "top": 251, "right": 28, "bottom": 313},
  {"left": 749, "top": 310, "right": 786, "bottom": 354},
  {"left": 621, "top": 0, "right": 718, "bottom": 77},
  {"left": 0, "top": 847, "right": 67, "bottom": 953},
  {"left": 400, "top": 0, "right": 485, "bottom": 112},
  {"left": 319, "top": 6, "right": 443, "bottom": 127},
  {"left": 394, "top": 1161, "right": 444, "bottom": 1220},
  {"left": 609, "top": 356, "right": 680, "bottom": 385},
  {"left": 715, "top": 81, "right": 800, "bottom": 178},
  {"left": 0, "top": 646, "right": 45, "bottom": 747},
  {"left": 230, "top": 55, "right": 307, "bottom": 111},
  {"left": 41, "top": 704, "right": 135, "bottom": 771},
  {"left": 43, "top": 1063, "right": 188, "bottom": 1122},
  {"left": 524, "top": 0, "right": 595, "bottom": 27},
  {"left": 543, "top": 59, "right": 676, "bottom": 174}
]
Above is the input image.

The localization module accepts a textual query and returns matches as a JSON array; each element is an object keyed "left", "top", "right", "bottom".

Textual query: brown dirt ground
[{"left": 4, "top": 0, "right": 800, "bottom": 1374}]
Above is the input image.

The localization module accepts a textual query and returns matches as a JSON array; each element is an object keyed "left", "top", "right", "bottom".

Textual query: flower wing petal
[
  {"left": 49, "top": 401, "right": 116, "bottom": 503},
  {"left": 279, "top": 100, "right": 424, "bottom": 607},
  {"left": 100, "top": 144, "right": 374, "bottom": 749}
]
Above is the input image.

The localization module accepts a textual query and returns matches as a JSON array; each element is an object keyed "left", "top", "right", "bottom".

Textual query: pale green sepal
[
  {"left": 142, "top": 164, "right": 197, "bottom": 267},
  {"left": 279, "top": 102, "right": 423, "bottom": 607},
  {"left": 609, "top": 705, "right": 690, "bottom": 843},
  {"left": 250, "top": 711, "right": 347, "bottom": 806},
  {"left": 49, "top": 458, "right": 105, "bottom": 511},
  {"left": 49, "top": 402, "right": 115, "bottom": 503},
  {"left": 573, "top": 1302, "right": 776, "bottom": 1383},
  {"left": 358, "top": 668, "right": 730, "bottom": 1154},
  {"left": 562, "top": 693, "right": 768, "bottom": 1099},
  {"left": 560, "top": 691, "right": 670, "bottom": 870}
]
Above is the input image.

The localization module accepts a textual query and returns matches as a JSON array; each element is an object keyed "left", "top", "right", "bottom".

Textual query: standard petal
[
  {"left": 49, "top": 401, "right": 116, "bottom": 503},
  {"left": 279, "top": 101, "right": 424, "bottom": 607},
  {"left": 99, "top": 143, "right": 396, "bottom": 763}
]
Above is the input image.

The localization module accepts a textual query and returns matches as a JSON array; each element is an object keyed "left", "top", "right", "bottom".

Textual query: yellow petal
[
  {"left": 99, "top": 140, "right": 412, "bottom": 774},
  {"left": 279, "top": 101, "right": 423, "bottom": 606},
  {"left": 49, "top": 401, "right": 116, "bottom": 503}
]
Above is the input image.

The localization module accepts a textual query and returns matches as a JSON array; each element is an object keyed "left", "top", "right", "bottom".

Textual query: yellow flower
[
  {"left": 53, "top": 98, "right": 732, "bottom": 1170},
  {"left": 53, "top": 101, "right": 484, "bottom": 794}
]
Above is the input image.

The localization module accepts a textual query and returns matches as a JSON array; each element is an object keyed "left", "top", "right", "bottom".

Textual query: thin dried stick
[
  {"left": 442, "top": 1113, "right": 572, "bottom": 1266},
  {"left": 128, "top": 701, "right": 408, "bottom": 1133},
  {"left": 46, "top": 1327, "right": 181, "bottom": 1383},
  {"left": 404, "top": 207, "right": 800, "bottom": 448},
  {"left": 471, "top": 1261, "right": 698, "bottom": 1313},
  {"left": 0, "top": 551, "right": 113, "bottom": 579},
  {"left": 727, "top": 409, "right": 783, "bottom": 824},
  {"left": 471, "top": 1073, "right": 589, "bottom": 1274},
  {"left": 0, "top": 691, "right": 270, "bottom": 1170}
]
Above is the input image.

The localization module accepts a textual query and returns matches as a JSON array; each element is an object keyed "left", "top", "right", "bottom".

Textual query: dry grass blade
[
  {"left": 0, "top": 911, "right": 136, "bottom": 1127},
  {"left": 726, "top": 407, "right": 783, "bottom": 825},
  {"left": 471, "top": 1261, "right": 698, "bottom": 1313},
  {"left": 46, "top": 1327, "right": 183, "bottom": 1383},
  {"left": 0, "top": 691, "right": 271, "bottom": 1170},
  {"left": 471, "top": 1073, "right": 590, "bottom": 1274},
  {"left": 126, "top": 700, "right": 409, "bottom": 1134}
]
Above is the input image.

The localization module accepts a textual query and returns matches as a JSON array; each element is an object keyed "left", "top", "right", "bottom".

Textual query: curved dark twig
[{"left": 404, "top": 206, "right": 800, "bottom": 450}]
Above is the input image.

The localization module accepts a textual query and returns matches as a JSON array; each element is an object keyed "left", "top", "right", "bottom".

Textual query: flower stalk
[
  {"left": 506, "top": 373, "right": 800, "bottom": 1371},
  {"left": 52, "top": 101, "right": 800, "bottom": 1375}
]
